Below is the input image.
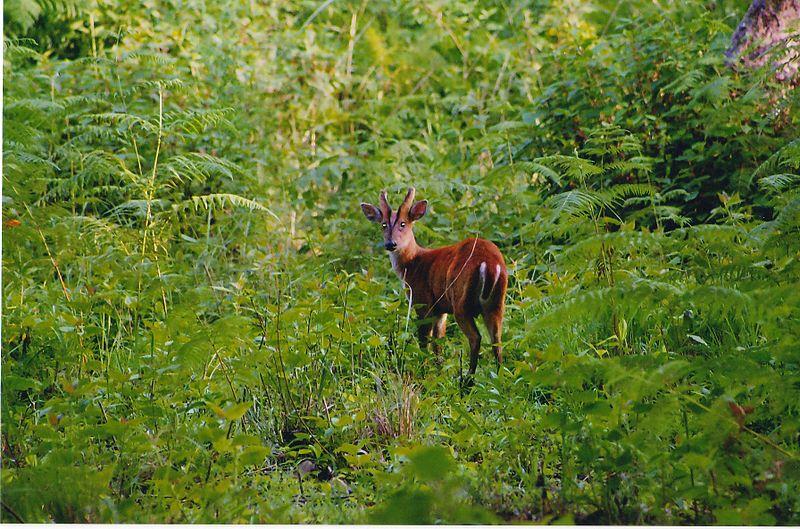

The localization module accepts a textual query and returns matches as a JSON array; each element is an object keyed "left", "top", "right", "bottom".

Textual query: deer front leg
[
  {"left": 454, "top": 312, "right": 481, "bottom": 387},
  {"left": 416, "top": 321, "right": 433, "bottom": 350},
  {"left": 482, "top": 308, "right": 504, "bottom": 373},
  {"left": 432, "top": 314, "right": 447, "bottom": 357}
]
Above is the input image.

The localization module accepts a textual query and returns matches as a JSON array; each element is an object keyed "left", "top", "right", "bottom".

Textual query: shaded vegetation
[{"left": 3, "top": 0, "right": 800, "bottom": 523}]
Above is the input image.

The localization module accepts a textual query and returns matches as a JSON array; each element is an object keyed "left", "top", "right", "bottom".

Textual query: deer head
[{"left": 360, "top": 187, "right": 428, "bottom": 252}]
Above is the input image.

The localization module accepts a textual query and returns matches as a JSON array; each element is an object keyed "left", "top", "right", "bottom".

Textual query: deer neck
[{"left": 390, "top": 237, "right": 424, "bottom": 280}]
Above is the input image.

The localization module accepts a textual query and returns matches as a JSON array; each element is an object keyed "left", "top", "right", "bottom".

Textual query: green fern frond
[
  {"left": 4, "top": 98, "right": 65, "bottom": 114},
  {"left": 530, "top": 279, "right": 685, "bottom": 333},
  {"left": 659, "top": 188, "right": 695, "bottom": 202},
  {"left": 661, "top": 68, "right": 705, "bottom": 95},
  {"left": 187, "top": 193, "right": 282, "bottom": 223},
  {"left": 583, "top": 126, "right": 644, "bottom": 158},
  {"left": 84, "top": 112, "right": 159, "bottom": 134},
  {"left": 4, "top": 144, "right": 58, "bottom": 170},
  {"left": 559, "top": 230, "right": 663, "bottom": 262},
  {"left": 109, "top": 199, "right": 169, "bottom": 218},
  {"left": 628, "top": 277, "right": 685, "bottom": 297},
  {"left": 165, "top": 108, "right": 236, "bottom": 135},
  {"left": 536, "top": 154, "right": 603, "bottom": 183},
  {"left": 65, "top": 124, "right": 127, "bottom": 145},
  {"left": 549, "top": 184, "right": 654, "bottom": 220},
  {"left": 758, "top": 173, "right": 800, "bottom": 194},
  {"left": 164, "top": 153, "right": 240, "bottom": 186},
  {"left": 64, "top": 214, "right": 122, "bottom": 233},
  {"left": 751, "top": 138, "right": 800, "bottom": 182},
  {"left": 674, "top": 224, "right": 746, "bottom": 242},
  {"left": 61, "top": 94, "right": 113, "bottom": 111},
  {"left": 604, "top": 156, "right": 654, "bottom": 176},
  {"left": 42, "top": 154, "right": 131, "bottom": 203},
  {"left": 752, "top": 196, "right": 800, "bottom": 247},
  {"left": 3, "top": 38, "right": 40, "bottom": 60},
  {"left": 124, "top": 51, "right": 177, "bottom": 67},
  {"left": 690, "top": 76, "right": 732, "bottom": 106},
  {"left": 596, "top": 183, "right": 655, "bottom": 205},
  {"left": 113, "top": 78, "right": 184, "bottom": 100},
  {"left": 683, "top": 285, "right": 753, "bottom": 314},
  {"left": 547, "top": 189, "right": 607, "bottom": 219},
  {"left": 3, "top": 121, "right": 46, "bottom": 145},
  {"left": 486, "top": 161, "right": 562, "bottom": 185}
]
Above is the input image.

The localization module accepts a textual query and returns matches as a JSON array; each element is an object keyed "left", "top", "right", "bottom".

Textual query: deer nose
[{"left": 384, "top": 241, "right": 397, "bottom": 251}]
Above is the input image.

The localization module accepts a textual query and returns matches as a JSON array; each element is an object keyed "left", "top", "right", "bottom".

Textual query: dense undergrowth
[{"left": 3, "top": 0, "right": 800, "bottom": 523}]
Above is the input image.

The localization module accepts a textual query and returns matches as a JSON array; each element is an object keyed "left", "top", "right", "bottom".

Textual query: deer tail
[{"left": 478, "top": 261, "right": 501, "bottom": 305}]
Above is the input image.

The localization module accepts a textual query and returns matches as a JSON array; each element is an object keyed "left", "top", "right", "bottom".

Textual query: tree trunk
[{"left": 725, "top": 0, "right": 800, "bottom": 81}]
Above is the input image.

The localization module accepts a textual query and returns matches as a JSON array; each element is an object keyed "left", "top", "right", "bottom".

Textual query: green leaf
[
  {"left": 407, "top": 445, "right": 454, "bottom": 481},
  {"left": 210, "top": 402, "right": 251, "bottom": 421}
]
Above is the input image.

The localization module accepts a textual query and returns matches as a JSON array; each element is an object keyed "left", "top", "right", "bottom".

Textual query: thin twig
[
  {"left": 142, "top": 83, "right": 163, "bottom": 256},
  {"left": 624, "top": 367, "right": 798, "bottom": 461},
  {"left": 301, "top": 0, "right": 336, "bottom": 29},
  {"left": 1, "top": 500, "right": 24, "bottom": 523},
  {"left": 422, "top": 235, "right": 479, "bottom": 320},
  {"left": 681, "top": 393, "right": 797, "bottom": 460},
  {"left": 403, "top": 268, "right": 413, "bottom": 334},
  {"left": 12, "top": 186, "right": 71, "bottom": 303}
]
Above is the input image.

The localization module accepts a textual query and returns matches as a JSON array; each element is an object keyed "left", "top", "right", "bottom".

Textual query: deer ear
[
  {"left": 408, "top": 200, "right": 428, "bottom": 221},
  {"left": 361, "top": 203, "right": 382, "bottom": 223}
]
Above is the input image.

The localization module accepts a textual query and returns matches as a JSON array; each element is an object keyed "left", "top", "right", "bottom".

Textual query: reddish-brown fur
[{"left": 361, "top": 187, "right": 508, "bottom": 381}]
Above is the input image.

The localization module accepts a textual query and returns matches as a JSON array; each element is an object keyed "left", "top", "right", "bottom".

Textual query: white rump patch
[{"left": 479, "top": 262, "right": 501, "bottom": 304}]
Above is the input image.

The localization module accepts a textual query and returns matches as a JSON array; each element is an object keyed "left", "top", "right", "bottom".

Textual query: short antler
[
  {"left": 379, "top": 190, "right": 392, "bottom": 221},
  {"left": 399, "top": 187, "right": 416, "bottom": 216}
]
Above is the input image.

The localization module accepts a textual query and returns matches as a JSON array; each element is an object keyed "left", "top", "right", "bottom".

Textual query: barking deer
[{"left": 360, "top": 187, "right": 507, "bottom": 382}]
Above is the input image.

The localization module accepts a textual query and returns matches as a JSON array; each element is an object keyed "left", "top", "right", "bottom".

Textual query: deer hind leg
[
  {"left": 432, "top": 314, "right": 447, "bottom": 357},
  {"left": 454, "top": 312, "right": 481, "bottom": 385},
  {"left": 416, "top": 321, "right": 433, "bottom": 350},
  {"left": 482, "top": 307, "right": 504, "bottom": 372}
]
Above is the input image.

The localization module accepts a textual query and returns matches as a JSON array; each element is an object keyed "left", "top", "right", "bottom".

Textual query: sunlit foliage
[{"left": 2, "top": 0, "right": 799, "bottom": 523}]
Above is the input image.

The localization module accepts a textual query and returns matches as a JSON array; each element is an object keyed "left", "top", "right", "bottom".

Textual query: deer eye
[{"left": 400, "top": 222, "right": 406, "bottom": 228}]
